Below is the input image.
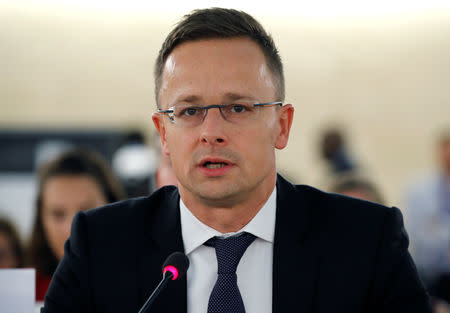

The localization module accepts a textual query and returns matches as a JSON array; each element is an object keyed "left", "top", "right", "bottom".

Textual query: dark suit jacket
[{"left": 42, "top": 175, "right": 431, "bottom": 313}]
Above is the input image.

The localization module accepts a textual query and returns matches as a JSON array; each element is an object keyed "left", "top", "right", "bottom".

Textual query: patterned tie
[{"left": 205, "top": 232, "right": 256, "bottom": 313}]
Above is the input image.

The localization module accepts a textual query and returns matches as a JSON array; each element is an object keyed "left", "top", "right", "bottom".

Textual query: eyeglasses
[{"left": 157, "top": 101, "right": 282, "bottom": 128}]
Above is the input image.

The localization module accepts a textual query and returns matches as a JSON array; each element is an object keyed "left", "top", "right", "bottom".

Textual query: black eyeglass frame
[{"left": 157, "top": 101, "right": 283, "bottom": 125}]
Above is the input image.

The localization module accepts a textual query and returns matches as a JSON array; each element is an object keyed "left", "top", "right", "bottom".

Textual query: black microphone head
[{"left": 162, "top": 252, "right": 189, "bottom": 280}]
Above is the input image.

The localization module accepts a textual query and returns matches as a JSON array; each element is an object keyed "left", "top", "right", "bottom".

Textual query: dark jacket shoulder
[
  {"left": 81, "top": 185, "right": 180, "bottom": 231},
  {"left": 277, "top": 174, "right": 399, "bottom": 233}
]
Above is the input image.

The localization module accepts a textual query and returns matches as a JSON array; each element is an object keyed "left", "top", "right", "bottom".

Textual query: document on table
[{"left": 0, "top": 268, "right": 35, "bottom": 313}]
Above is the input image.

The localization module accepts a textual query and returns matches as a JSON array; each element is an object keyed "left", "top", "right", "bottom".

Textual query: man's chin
[
  {"left": 179, "top": 177, "right": 249, "bottom": 206},
  {"left": 198, "top": 197, "right": 242, "bottom": 208},
  {"left": 194, "top": 184, "right": 243, "bottom": 207}
]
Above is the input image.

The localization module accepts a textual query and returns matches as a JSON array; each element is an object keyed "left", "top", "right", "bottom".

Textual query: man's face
[{"left": 153, "top": 38, "right": 293, "bottom": 208}]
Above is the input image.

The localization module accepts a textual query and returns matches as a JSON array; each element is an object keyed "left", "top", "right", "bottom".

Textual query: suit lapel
[
  {"left": 273, "top": 176, "right": 319, "bottom": 313},
  {"left": 137, "top": 187, "right": 187, "bottom": 313}
]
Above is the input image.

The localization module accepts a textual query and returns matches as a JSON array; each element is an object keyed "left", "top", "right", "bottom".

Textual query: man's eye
[
  {"left": 230, "top": 104, "right": 250, "bottom": 113},
  {"left": 176, "top": 107, "right": 200, "bottom": 117}
]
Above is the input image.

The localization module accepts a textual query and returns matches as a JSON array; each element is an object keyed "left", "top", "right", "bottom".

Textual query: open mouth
[{"left": 202, "top": 161, "right": 228, "bottom": 169}]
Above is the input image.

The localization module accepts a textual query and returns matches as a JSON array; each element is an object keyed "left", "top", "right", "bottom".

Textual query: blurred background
[{"left": 1, "top": 0, "right": 450, "bottom": 235}]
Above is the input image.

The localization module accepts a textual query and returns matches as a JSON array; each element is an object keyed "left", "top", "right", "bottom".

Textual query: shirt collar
[{"left": 180, "top": 187, "right": 277, "bottom": 255}]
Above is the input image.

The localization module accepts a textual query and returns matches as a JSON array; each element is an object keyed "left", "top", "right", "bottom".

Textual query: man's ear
[
  {"left": 274, "top": 104, "right": 294, "bottom": 150},
  {"left": 152, "top": 113, "right": 170, "bottom": 155}
]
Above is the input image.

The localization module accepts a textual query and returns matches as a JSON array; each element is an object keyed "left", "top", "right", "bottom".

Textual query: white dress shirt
[{"left": 180, "top": 188, "right": 276, "bottom": 313}]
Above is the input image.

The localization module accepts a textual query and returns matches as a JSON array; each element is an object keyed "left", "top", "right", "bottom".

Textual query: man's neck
[{"left": 179, "top": 184, "right": 276, "bottom": 233}]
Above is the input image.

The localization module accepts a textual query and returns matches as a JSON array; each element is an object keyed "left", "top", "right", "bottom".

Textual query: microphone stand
[{"left": 137, "top": 271, "right": 173, "bottom": 313}]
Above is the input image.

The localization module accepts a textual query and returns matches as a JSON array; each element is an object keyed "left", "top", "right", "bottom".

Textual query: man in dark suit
[{"left": 42, "top": 8, "right": 431, "bottom": 313}]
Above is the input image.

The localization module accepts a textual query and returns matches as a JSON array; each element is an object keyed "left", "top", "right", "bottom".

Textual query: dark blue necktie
[{"left": 205, "top": 232, "right": 256, "bottom": 313}]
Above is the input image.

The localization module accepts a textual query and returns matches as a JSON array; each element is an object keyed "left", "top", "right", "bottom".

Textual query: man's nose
[{"left": 199, "top": 107, "right": 228, "bottom": 145}]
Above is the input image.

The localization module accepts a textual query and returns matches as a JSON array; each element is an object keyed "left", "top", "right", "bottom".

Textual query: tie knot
[{"left": 205, "top": 232, "right": 256, "bottom": 273}]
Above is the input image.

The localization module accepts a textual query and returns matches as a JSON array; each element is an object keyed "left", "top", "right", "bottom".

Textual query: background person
[
  {"left": 28, "top": 148, "right": 125, "bottom": 301},
  {"left": 329, "top": 174, "right": 384, "bottom": 204},
  {"left": 320, "top": 127, "right": 357, "bottom": 174},
  {"left": 406, "top": 129, "right": 450, "bottom": 305},
  {"left": 0, "top": 216, "right": 24, "bottom": 268}
]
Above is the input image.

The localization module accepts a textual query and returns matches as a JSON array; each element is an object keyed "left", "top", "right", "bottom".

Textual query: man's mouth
[{"left": 203, "top": 161, "right": 228, "bottom": 169}]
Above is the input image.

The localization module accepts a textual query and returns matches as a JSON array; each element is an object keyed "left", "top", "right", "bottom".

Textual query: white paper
[{"left": 0, "top": 268, "right": 35, "bottom": 313}]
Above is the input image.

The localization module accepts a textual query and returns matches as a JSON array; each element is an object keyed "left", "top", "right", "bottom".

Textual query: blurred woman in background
[
  {"left": 28, "top": 148, "right": 125, "bottom": 301},
  {"left": 0, "top": 217, "right": 24, "bottom": 268},
  {"left": 329, "top": 174, "right": 384, "bottom": 204}
]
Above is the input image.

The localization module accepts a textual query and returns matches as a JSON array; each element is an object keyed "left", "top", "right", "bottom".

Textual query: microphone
[{"left": 137, "top": 252, "right": 189, "bottom": 313}]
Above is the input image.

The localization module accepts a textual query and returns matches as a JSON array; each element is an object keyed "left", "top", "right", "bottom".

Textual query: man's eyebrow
[
  {"left": 177, "top": 95, "right": 201, "bottom": 103},
  {"left": 222, "top": 93, "right": 255, "bottom": 102},
  {"left": 175, "top": 93, "right": 255, "bottom": 104}
]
